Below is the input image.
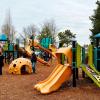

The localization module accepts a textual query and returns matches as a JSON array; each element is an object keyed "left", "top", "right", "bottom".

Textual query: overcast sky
[{"left": 0, "top": 0, "right": 97, "bottom": 45}]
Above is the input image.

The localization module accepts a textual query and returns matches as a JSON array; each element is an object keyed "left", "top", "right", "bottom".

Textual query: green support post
[
  {"left": 60, "top": 53, "right": 65, "bottom": 65},
  {"left": 76, "top": 44, "right": 82, "bottom": 80}
]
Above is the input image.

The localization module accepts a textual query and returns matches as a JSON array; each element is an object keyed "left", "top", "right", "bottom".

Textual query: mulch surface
[{"left": 0, "top": 59, "right": 100, "bottom": 100}]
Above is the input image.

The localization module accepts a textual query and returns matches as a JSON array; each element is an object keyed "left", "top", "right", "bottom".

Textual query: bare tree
[
  {"left": 23, "top": 24, "right": 36, "bottom": 38},
  {"left": 1, "top": 10, "right": 15, "bottom": 42},
  {"left": 38, "top": 19, "right": 57, "bottom": 43}
]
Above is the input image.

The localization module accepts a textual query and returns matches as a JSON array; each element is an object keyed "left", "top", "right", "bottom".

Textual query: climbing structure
[{"left": 9, "top": 58, "right": 32, "bottom": 74}]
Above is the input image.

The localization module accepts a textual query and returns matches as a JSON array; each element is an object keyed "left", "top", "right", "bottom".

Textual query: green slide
[
  {"left": 81, "top": 64, "right": 100, "bottom": 87},
  {"left": 89, "top": 64, "right": 100, "bottom": 75}
]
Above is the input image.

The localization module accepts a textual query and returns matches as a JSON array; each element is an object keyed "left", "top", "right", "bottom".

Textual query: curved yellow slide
[
  {"left": 27, "top": 38, "right": 56, "bottom": 58},
  {"left": 34, "top": 64, "right": 61, "bottom": 88},
  {"left": 37, "top": 57, "right": 50, "bottom": 66},
  {"left": 25, "top": 45, "right": 50, "bottom": 66},
  {"left": 25, "top": 45, "right": 33, "bottom": 56},
  {"left": 34, "top": 64, "right": 63, "bottom": 91},
  {"left": 34, "top": 64, "right": 72, "bottom": 94},
  {"left": 49, "top": 44, "right": 57, "bottom": 52}
]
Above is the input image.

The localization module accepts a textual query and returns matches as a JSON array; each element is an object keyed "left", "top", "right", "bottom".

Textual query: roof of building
[
  {"left": 94, "top": 33, "right": 100, "bottom": 38},
  {"left": 0, "top": 33, "right": 7, "bottom": 41}
]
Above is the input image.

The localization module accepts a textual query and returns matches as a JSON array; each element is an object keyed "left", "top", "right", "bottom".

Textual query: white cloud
[{"left": 0, "top": 0, "right": 97, "bottom": 45}]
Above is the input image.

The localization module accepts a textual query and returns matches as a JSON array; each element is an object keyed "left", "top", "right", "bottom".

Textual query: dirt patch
[{"left": 0, "top": 60, "right": 100, "bottom": 100}]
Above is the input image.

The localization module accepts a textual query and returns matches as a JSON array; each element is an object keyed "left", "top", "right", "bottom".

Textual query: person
[
  {"left": 0, "top": 51, "right": 4, "bottom": 75},
  {"left": 21, "top": 52, "right": 27, "bottom": 74},
  {"left": 31, "top": 52, "right": 37, "bottom": 73},
  {"left": 30, "top": 34, "right": 34, "bottom": 40},
  {"left": 0, "top": 45, "right": 2, "bottom": 52},
  {"left": 22, "top": 52, "right": 27, "bottom": 58},
  {"left": 43, "top": 52, "right": 47, "bottom": 61},
  {"left": 7, "top": 53, "right": 12, "bottom": 64},
  {"left": 48, "top": 49, "right": 52, "bottom": 61},
  {"left": 9, "top": 53, "right": 13, "bottom": 62},
  {"left": 44, "top": 52, "right": 50, "bottom": 61}
]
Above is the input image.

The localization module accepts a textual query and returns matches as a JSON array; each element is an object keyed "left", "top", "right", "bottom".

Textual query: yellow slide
[
  {"left": 49, "top": 44, "right": 57, "bottom": 52},
  {"left": 34, "top": 64, "right": 63, "bottom": 91},
  {"left": 25, "top": 45, "right": 33, "bottom": 56},
  {"left": 34, "top": 47, "right": 72, "bottom": 94},
  {"left": 37, "top": 57, "right": 50, "bottom": 66},
  {"left": 24, "top": 45, "right": 50, "bottom": 66},
  {"left": 34, "top": 64, "right": 72, "bottom": 94},
  {"left": 28, "top": 38, "right": 56, "bottom": 58},
  {"left": 34, "top": 64, "right": 61, "bottom": 89}
]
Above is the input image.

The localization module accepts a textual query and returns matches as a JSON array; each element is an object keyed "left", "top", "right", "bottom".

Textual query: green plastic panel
[
  {"left": 88, "top": 45, "right": 93, "bottom": 65},
  {"left": 3, "top": 42, "right": 8, "bottom": 51},
  {"left": 61, "top": 53, "right": 65, "bottom": 65},
  {"left": 8, "top": 43, "right": 14, "bottom": 51},
  {"left": 40, "top": 38, "right": 52, "bottom": 48},
  {"left": 76, "top": 44, "right": 82, "bottom": 68},
  {"left": 87, "top": 45, "right": 100, "bottom": 74}
]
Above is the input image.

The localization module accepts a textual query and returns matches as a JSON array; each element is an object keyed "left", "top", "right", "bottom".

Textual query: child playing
[
  {"left": 0, "top": 51, "right": 4, "bottom": 75},
  {"left": 31, "top": 52, "right": 37, "bottom": 73}
]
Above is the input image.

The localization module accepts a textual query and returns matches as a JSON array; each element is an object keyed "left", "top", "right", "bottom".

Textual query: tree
[
  {"left": 1, "top": 10, "right": 15, "bottom": 42},
  {"left": 90, "top": 0, "right": 100, "bottom": 41},
  {"left": 23, "top": 24, "right": 36, "bottom": 38},
  {"left": 58, "top": 30, "right": 76, "bottom": 46},
  {"left": 38, "top": 20, "right": 57, "bottom": 43}
]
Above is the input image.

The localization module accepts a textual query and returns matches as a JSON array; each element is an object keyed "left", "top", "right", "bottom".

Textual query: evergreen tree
[
  {"left": 90, "top": 0, "right": 100, "bottom": 41},
  {"left": 58, "top": 30, "right": 76, "bottom": 46}
]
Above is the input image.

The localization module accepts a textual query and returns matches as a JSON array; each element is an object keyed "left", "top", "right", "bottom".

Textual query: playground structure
[
  {"left": 8, "top": 36, "right": 100, "bottom": 92},
  {"left": 0, "top": 33, "right": 56, "bottom": 64},
  {"left": 39, "top": 37, "right": 57, "bottom": 58},
  {"left": 72, "top": 42, "right": 100, "bottom": 87},
  {"left": 9, "top": 58, "right": 33, "bottom": 74},
  {"left": 40, "top": 37, "right": 52, "bottom": 49},
  {"left": 4, "top": 40, "right": 19, "bottom": 63},
  {"left": 34, "top": 47, "right": 72, "bottom": 94},
  {"left": 34, "top": 39, "right": 100, "bottom": 94},
  {"left": 25, "top": 38, "right": 56, "bottom": 64},
  {"left": 93, "top": 33, "right": 100, "bottom": 71},
  {"left": 8, "top": 38, "right": 56, "bottom": 74},
  {"left": 0, "top": 33, "right": 20, "bottom": 63},
  {"left": 1, "top": 33, "right": 100, "bottom": 94},
  {"left": 49, "top": 44, "right": 57, "bottom": 52},
  {"left": 27, "top": 38, "right": 56, "bottom": 57}
]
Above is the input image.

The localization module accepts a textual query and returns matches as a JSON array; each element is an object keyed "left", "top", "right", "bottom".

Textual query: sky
[{"left": 0, "top": 0, "right": 97, "bottom": 45}]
